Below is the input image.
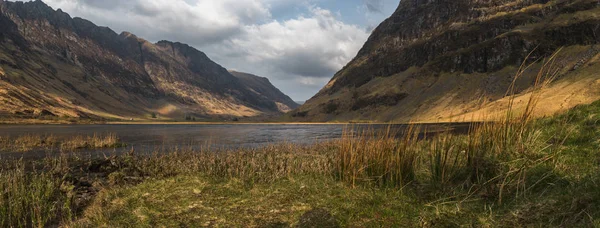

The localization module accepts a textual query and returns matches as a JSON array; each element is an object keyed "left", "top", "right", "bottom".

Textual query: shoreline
[{"left": 0, "top": 118, "right": 484, "bottom": 126}]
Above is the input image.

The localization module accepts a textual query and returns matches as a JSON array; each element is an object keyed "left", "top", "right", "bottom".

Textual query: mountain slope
[
  {"left": 295, "top": 0, "right": 600, "bottom": 122},
  {"left": 229, "top": 71, "right": 299, "bottom": 113},
  {"left": 0, "top": 0, "right": 295, "bottom": 120}
]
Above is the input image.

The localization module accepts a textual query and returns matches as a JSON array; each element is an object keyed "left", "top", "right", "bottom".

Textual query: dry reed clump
[
  {"left": 336, "top": 126, "right": 420, "bottom": 188},
  {"left": 0, "top": 133, "right": 124, "bottom": 153},
  {"left": 0, "top": 134, "right": 58, "bottom": 152},
  {"left": 333, "top": 121, "right": 553, "bottom": 201},
  {"left": 114, "top": 143, "right": 337, "bottom": 184},
  {"left": 59, "top": 133, "right": 123, "bottom": 152}
]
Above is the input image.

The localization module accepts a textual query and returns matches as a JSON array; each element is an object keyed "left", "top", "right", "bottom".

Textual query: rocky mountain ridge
[
  {"left": 0, "top": 0, "right": 296, "bottom": 121},
  {"left": 295, "top": 0, "right": 600, "bottom": 122},
  {"left": 229, "top": 71, "right": 299, "bottom": 113}
]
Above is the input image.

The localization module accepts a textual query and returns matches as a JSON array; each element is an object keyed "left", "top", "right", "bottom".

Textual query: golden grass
[
  {"left": 59, "top": 133, "right": 122, "bottom": 152},
  {"left": 0, "top": 133, "right": 124, "bottom": 153},
  {"left": 0, "top": 134, "right": 58, "bottom": 152},
  {"left": 337, "top": 125, "right": 420, "bottom": 188}
]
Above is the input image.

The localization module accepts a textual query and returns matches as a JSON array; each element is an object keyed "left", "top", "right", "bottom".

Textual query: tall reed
[
  {"left": 337, "top": 125, "right": 419, "bottom": 188},
  {"left": 0, "top": 160, "right": 74, "bottom": 228}
]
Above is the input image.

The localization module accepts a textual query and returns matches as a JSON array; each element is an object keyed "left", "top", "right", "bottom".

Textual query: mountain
[
  {"left": 294, "top": 0, "right": 600, "bottom": 122},
  {"left": 0, "top": 0, "right": 296, "bottom": 121},
  {"left": 229, "top": 71, "right": 299, "bottom": 113}
]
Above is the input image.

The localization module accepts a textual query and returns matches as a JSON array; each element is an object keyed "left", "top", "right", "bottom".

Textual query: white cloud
[
  {"left": 43, "top": 0, "right": 272, "bottom": 44},
  {"left": 207, "top": 6, "right": 370, "bottom": 100},
  {"left": 226, "top": 7, "right": 368, "bottom": 78}
]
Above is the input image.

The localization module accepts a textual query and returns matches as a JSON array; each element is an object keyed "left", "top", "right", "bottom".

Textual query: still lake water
[{"left": 0, "top": 123, "right": 474, "bottom": 159}]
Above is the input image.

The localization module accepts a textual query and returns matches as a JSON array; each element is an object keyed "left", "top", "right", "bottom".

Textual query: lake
[{"left": 0, "top": 123, "right": 475, "bottom": 159}]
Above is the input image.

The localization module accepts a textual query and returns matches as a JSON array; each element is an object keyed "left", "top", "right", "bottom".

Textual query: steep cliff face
[
  {"left": 229, "top": 71, "right": 299, "bottom": 113},
  {"left": 296, "top": 0, "right": 600, "bottom": 122},
  {"left": 0, "top": 0, "right": 292, "bottom": 120}
]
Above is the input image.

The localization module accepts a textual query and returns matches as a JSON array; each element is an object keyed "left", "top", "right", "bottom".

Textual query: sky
[{"left": 18, "top": 0, "right": 399, "bottom": 101}]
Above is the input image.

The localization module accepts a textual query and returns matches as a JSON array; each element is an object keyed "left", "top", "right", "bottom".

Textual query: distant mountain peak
[
  {"left": 229, "top": 71, "right": 299, "bottom": 112},
  {"left": 229, "top": 70, "right": 269, "bottom": 81},
  {"left": 119, "top": 31, "right": 136, "bottom": 38}
]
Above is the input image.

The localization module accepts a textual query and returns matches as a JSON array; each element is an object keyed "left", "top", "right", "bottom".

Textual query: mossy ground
[{"left": 74, "top": 175, "right": 419, "bottom": 227}]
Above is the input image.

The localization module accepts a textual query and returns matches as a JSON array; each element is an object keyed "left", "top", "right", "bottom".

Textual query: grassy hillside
[{"left": 2, "top": 98, "right": 600, "bottom": 226}]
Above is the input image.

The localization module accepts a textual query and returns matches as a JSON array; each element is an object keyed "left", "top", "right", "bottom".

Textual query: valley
[{"left": 1, "top": 0, "right": 600, "bottom": 227}]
